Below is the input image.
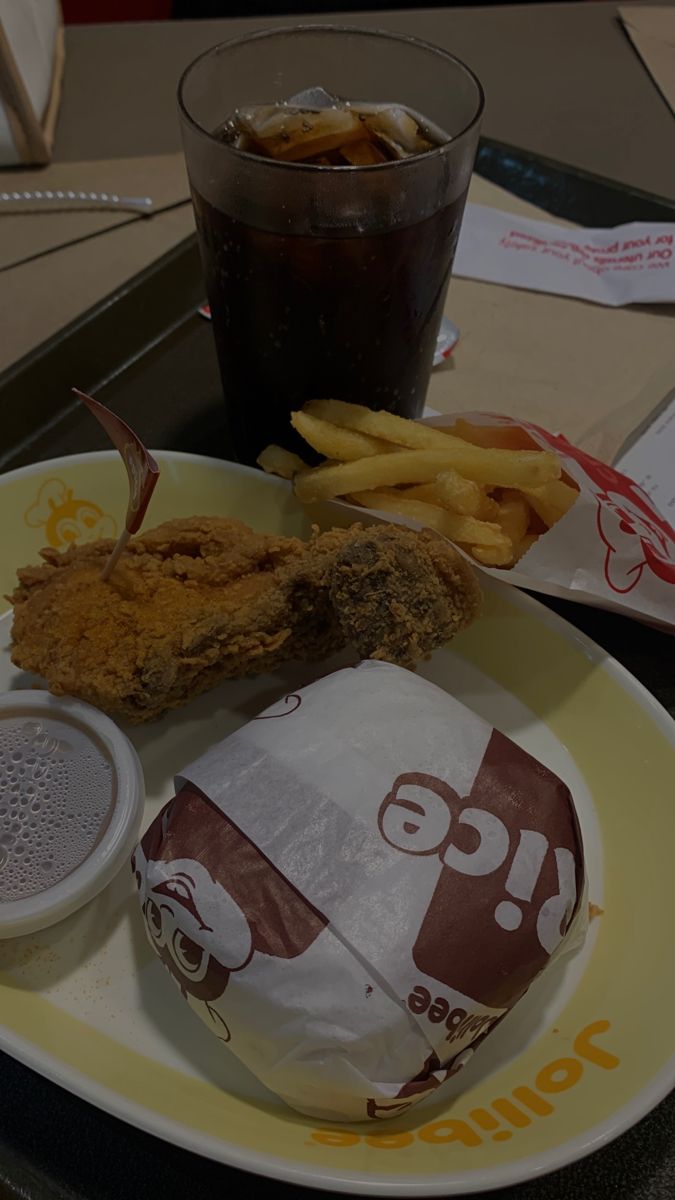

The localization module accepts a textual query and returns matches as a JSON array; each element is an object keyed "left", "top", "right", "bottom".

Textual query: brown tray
[{"left": 1, "top": 139, "right": 674, "bottom": 1200}]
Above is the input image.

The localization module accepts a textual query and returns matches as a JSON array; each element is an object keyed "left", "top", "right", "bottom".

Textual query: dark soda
[{"left": 191, "top": 101, "right": 464, "bottom": 464}]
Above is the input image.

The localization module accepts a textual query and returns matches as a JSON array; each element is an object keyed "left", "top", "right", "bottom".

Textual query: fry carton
[
  {"left": 337, "top": 413, "right": 675, "bottom": 630},
  {"left": 133, "top": 662, "right": 586, "bottom": 1121}
]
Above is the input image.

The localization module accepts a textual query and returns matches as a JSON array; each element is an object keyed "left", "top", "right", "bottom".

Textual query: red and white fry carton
[{"left": 344, "top": 414, "right": 675, "bottom": 630}]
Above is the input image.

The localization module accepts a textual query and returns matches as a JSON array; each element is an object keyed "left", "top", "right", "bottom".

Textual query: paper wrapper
[
  {"left": 132, "top": 662, "right": 585, "bottom": 1122},
  {"left": 336, "top": 413, "right": 675, "bottom": 630}
]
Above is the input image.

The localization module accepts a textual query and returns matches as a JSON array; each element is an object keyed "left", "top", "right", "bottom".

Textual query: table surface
[{"left": 2, "top": 6, "right": 675, "bottom": 1200}]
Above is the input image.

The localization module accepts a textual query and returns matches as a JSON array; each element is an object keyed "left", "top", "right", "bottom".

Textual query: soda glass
[{"left": 179, "top": 25, "right": 484, "bottom": 462}]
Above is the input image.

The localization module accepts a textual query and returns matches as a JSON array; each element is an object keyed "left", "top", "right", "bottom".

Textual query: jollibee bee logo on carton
[{"left": 529, "top": 426, "right": 675, "bottom": 595}]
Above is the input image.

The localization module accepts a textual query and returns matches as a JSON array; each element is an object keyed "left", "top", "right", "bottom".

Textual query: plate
[{"left": 1, "top": 450, "right": 674, "bottom": 1196}]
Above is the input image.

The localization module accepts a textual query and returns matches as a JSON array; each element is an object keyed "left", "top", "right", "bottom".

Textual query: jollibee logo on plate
[
  {"left": 312, "top": 1020, "right": 621, "bottom": 1151},
  {"left": 24, "top": 479, "right": 117, "bottom": 548}
]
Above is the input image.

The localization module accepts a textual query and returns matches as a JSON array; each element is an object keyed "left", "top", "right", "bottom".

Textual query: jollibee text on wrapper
[{"left": 132, "top": 661, "right": 586, "bottom": 1122}]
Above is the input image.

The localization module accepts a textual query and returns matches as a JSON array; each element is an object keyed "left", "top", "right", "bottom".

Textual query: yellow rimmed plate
[{"left": 0, "top": 450, "right": 673, "bottom": 1195}]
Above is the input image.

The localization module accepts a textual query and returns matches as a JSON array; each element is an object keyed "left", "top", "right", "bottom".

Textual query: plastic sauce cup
[{"left": 0, "top": 691, "right": 145, "bottom": 938}]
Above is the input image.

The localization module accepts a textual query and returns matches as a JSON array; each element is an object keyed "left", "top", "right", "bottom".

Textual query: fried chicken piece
[
  {"left": 9, "top": 516, "right": 480, "bottom": 723},
  {"left": 326, "top": 524, "right": 480, "bottom": 665}
]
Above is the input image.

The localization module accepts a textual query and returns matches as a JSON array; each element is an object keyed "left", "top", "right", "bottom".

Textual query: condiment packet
[
  {"left": 133, "top": 661, "right": 585, "bottom": 1122},
  {"left": 433, "top": 316, "right": 460, "bottom": 364},
  {"left": 338, "top": 413, "right": 675, "bottom": 630}
]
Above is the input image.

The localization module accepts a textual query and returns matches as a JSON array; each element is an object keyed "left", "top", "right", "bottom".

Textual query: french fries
[
  {"left": 470, "top": 543, "right": 517, "bottom": 567},
  {"left": 260, "top": 401, "right": 580, "bottom": 571},
  {"left": 476, "top": 493, "right": 500, "bottom": 521},
  {"left": 447, "top": 418, "right": 538, "bottom": 452},
  {"left": 521, "top": 480, "right": 579, "bottom": 528},
  {"left": 435, "top": 470, "right": 482, "bottom": 516},
  {"left": 295, "top": 445, "right": 560, "bottom": 504},
  {"left": 514, "top": 533, "right": 538, "bottom": 562},
  {"left": 257, "top": 444, "right": 308, "bottom": 480},
  {"left": 306, "top": 399, "right": 448, "bottom": 450},
  {"left": 402, "top": 482, "right": 446, "bottom": 507},
  {"left": 307, "top": 400, "right": 549, "bottom": 464},
  {"left": 347, "top": 489, "right": 512, "bottom": 551},
  {"left": 291, "top": 409, "right": 392, "bottom": 461},
  {"left": 405, "top": 470, "right": 481, "bottom": 516},
  {"left": 496, "top": 491, "right": 530, "bottom": 547}
]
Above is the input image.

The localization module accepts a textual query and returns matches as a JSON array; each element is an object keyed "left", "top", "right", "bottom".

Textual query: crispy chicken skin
[{"left": 9, "top": 517, "right": 481, "bottom": 723}]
